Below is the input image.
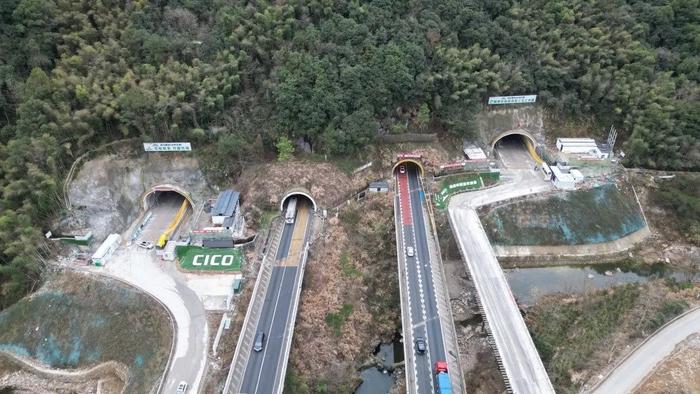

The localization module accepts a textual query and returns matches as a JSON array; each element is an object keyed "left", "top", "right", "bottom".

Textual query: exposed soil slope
[
  {"left": 64, "top": 150, "right": 209, "bottom": 241},
  {"left": 635, "top": 333, "right": 700, "bottom": 394}
]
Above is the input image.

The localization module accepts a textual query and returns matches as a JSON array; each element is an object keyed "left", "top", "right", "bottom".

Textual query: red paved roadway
[{"left": 397, "top": 171, "right": 412, "bottom": 225}]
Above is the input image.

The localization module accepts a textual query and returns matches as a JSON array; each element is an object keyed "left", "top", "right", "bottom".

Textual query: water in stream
[
  {"left": 354, "top": 263, "right": 694, "bottom": 393},
  {"left": 355, "top": 339, "right": 404, "bottom": 394},
  {"left": 505, "top": 262, "right": 696, "bottom": 305}
]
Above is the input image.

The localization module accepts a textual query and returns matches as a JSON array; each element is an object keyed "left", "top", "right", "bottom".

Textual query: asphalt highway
[
  {"left": 397, "top": 167, "right": 447, "bottom": 393},
  {"left": 239, "top": 206, "right": 308, "bottom": 394}
]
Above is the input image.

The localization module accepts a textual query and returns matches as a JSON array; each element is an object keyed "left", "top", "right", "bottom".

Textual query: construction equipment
[{"left": 157, "top": 200, "right": 189, "bottom": 248}]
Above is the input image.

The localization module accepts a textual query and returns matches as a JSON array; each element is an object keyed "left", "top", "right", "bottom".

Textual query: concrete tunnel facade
[
  {"left": 490, "top": 129, "right": 537, "bottom": 150},
  {"left": 392, "top": 159, "right": 424, "bottom": 176},
  {"left": 142, "top": 184, "right": 195, "bottom": 210},
  {"left": 280, "top": 187, "right": 318, "bottom": 212}
]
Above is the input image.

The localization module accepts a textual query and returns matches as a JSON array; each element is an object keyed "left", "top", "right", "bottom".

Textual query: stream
[
  {"left": 355, "top": 339, "right": 404, "bottom": 394},
  {"left": 505, "top": 262, "right": 697, "bottom": 305}
]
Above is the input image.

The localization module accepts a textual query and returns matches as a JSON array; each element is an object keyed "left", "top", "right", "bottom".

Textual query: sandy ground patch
[{"left": 634, "top": 333, "right": 700, "bottom": 394}]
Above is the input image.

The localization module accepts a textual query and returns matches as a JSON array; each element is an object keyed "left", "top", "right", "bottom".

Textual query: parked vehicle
[
  {"left": 415, "top": 337, "right": 426, "bottom": 354},
  {"left": 138, "top": 240, "right": 154, "bottom": 250},
  {"left": 435, "top": 361, "right": 453, "bottom": 394},
  {"left": 254, "top": 331, "right": 266, "bottom": 352},
  {"left": 176, "top": 381, "right": 188, "bottom": 393}
]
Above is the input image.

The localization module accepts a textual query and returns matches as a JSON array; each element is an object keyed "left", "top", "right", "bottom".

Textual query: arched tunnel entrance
[
  {"left": 139, "top": 186, "right": 193, "bottom": 247},
  {"left": 391, "top": 159, "right": 423, "bottom": 176},
  {"left": 280, "top": 189, "right": 317, "bottom": 213},
  {"left": 492, "top": 132, "right": 541, "bottom": 169}
]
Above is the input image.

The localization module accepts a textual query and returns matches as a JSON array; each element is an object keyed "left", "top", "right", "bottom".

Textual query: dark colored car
[{"left": 415, "top": 337, "right": 426, "bottom": 354}]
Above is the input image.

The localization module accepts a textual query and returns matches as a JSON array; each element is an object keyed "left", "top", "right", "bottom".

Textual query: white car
[
  {"left": 399, "top": 165, "right": 406, "bottom": 174},
  {"left": 176, "top": 381, "right": 188, "bottom": 393},
  {"left": 406, "top": 246, "right": 414, "bottom": 257},
  {"left": 138, "top": 240, "right": 154, "bottom": 250}
]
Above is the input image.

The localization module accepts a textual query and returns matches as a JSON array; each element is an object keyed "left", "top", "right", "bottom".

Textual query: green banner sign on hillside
[
  {"left": 434, "top": 172, "right": 500, "bottom": 210},
  {"left": 176, "top": 246, "right": 243, "bottom": 272}
]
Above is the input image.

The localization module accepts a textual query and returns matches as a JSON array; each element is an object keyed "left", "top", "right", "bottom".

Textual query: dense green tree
[
  {"left": 276, "top": 136, "right": 294, "bottom": 161},
  {"left": 0, "top": 0, "right": 698, "bottom": 309}
]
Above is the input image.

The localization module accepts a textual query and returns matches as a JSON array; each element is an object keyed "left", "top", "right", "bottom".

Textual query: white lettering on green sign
[
  {"left": 448, "top": 180, "right": 478, "bottom": 189},
  {"left": 192, "top": 254, "right": 235, "bottom": 266}
]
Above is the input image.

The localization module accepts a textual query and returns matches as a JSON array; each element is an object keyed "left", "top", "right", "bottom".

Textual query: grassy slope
[
  {"left": 0, "top": 272, "right": 171, "bottom": 392},
  {"left": 527, "top": 281, "right": 690, "bottom": 393},
  {"left": 481, "top": 183, "right": 645, "bottom": 246}
]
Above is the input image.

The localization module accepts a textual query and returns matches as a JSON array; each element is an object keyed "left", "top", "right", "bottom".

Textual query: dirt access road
[{"left": 590, "top": 307, "right": 700, "bottom": 394}]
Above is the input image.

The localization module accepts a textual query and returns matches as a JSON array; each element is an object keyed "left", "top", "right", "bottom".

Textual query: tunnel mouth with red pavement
[{"left": 395, "top": 161, "right": 421, "bottom": 226}]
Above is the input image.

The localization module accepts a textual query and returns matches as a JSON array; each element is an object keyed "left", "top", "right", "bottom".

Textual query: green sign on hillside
[
  {"left": 434, "top": 172, "right": 500, "bottom": 210},
  {"left": 176, "top": 246, "right": 243, "bottom": 272}
]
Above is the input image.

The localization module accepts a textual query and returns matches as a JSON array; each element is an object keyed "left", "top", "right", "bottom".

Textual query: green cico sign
[{"left": 177, "top": 246, "right": 243, "bottom": 272}]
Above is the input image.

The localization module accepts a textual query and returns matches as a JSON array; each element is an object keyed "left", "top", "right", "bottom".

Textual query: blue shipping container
[{"left": 437, "top": 373, "right": 452, "bottom": 394}]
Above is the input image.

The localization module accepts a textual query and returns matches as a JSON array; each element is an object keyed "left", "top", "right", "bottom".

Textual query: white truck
[{"left": 285, "top": 197, "right": 297, "bottom": 224}]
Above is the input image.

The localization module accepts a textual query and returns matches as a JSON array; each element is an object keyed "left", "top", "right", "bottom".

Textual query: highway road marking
[
  {"left": 396, "top": 173, "right": 422, "bottom": 393},
  {"left": 398, "top": 172, "right": 413, "bottom": 225},
  {"left": 401, "top": 170, "right": 436, "bottom": 394},
  {"left": 283, "top": 203, "right": 310, "bottom": 267},
  {"left": 250, "top": 267, "right": 291, "bottom": 393}
]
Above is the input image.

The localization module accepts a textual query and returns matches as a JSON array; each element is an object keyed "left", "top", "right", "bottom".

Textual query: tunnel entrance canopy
[
  {"left": 280, "top": 188, "right": 317, "bottom": 212},
  {"left": 392, "top": 153, "right": 425, "bottom": 176},
  {"left": 490, "top": 129, "right": 536, "bottom": 149},
  {"left": 493, "top": 133, "right": 542, "bottom": 169},
  {"left": 142, "top": 184, "right": 194, "bottom": 210}
]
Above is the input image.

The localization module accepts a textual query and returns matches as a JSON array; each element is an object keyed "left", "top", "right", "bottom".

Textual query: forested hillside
[{"left": 0, "top": 0, "right": 698, "bottom": 306}]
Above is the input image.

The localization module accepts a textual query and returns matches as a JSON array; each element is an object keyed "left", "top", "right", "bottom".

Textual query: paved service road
[
  {"left": 591, "top": 307, "right": 700, "bottom": 394},
  {"left": 396, "top": 167, "right": 449, "bottom": 393},
  {"left": 448, "top": 169, "right": 554, "bottom": 394},
  {"left": 239, "top": 204, "right": 310, "bottom": 394},
  {"left": 97, "top": 247, "right": 208, "bottom": 394}
]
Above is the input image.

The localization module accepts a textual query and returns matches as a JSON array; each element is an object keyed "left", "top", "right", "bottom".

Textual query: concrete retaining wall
[{"left": 493, "top": 225, "right": 651, "bottom": 261}]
